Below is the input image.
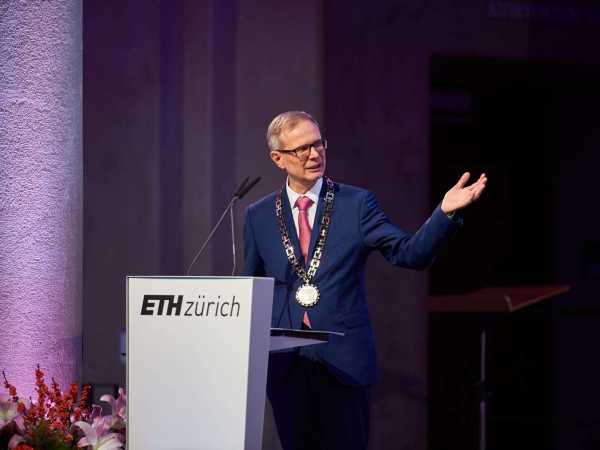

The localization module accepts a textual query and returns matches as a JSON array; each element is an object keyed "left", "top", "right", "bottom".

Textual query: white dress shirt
[{"left": 286, "top": 177, "right": 323, "bottom": 236}]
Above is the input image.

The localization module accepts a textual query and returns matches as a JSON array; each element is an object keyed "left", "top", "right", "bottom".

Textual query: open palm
[{"left": 441, "top": 172, "right": 487, "bottom": 214}]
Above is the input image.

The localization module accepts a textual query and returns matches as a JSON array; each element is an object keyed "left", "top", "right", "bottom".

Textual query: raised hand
[{"left": 441, "top": 172, "right": 487, "bottom": 215}]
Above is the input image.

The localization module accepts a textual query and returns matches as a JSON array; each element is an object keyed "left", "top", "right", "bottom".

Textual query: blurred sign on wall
[{"left": 488, "top": 1, "right": 600, "bottom": 25}]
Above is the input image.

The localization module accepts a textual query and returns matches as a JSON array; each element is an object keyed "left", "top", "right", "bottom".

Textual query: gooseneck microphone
[
  {"left": 185, "top": 176, "right": 261, "bottom": 276},
  {"left": 236, "top": 176, "right": 261, "bottom": 200}
]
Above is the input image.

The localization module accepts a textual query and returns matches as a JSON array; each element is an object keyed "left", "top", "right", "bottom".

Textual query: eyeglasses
[{"left": 275, "top": 139, "right": 327, "bottom": 162}]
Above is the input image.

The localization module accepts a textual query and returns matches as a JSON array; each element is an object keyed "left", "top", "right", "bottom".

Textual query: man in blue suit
[{"left": 243, "top": 111, "right": 487, "bottom": 449}]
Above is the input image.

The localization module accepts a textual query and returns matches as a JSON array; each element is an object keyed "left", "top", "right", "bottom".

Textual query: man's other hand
[{"left": 441, "top": 172, "right": 487, "bottom": 215}]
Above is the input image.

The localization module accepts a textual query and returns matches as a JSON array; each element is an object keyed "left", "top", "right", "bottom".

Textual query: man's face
[{"left": 270, "top": 120, "right": 326, "bottom": 189}]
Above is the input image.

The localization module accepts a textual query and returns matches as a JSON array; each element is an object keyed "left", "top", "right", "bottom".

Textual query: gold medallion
[{"left": 295, "top": 284, "right": 320, "bottom": 308}]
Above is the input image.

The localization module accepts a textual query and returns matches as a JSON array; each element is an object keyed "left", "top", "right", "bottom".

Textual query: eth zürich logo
[{"left": 140, "top": 294, "right": 240, "bottom": 317}]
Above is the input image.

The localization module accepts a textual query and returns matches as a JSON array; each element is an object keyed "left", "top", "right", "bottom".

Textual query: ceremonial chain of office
[{"left": 275, "top": 177, "right": 335, "bottom": 308}]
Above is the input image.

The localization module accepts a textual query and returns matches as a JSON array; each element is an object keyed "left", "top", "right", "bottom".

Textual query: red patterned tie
[{"left": 296, "top": 196, "right": 313, "bottom": 328}]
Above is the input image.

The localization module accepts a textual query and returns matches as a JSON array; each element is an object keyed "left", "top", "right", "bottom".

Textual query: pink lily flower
[
  {"left": 7, "top": 434, "right": 25, "bottom": 449},
  {"left": 99, "top": 388, "right": 126, "bottom": 421},
  {"left": 74, "top": 419, "right": 123, "bottom": 450}
]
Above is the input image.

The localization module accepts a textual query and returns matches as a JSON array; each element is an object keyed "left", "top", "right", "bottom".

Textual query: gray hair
[{"left": 266, "top": 111, "right": 320, "bottom": 151}]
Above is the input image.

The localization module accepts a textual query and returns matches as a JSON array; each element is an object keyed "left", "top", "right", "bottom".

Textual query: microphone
[
  {"left": 233, "top": 176, "right": 250, "bottom": 198},
  {"left": 236, "top": 176, "right": 261, "bottom": 199},
  {"left": 185, "top": 176, "right": 261, "bottom": 276}
]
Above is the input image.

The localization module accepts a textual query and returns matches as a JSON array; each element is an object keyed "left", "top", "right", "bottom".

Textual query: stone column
[{"left": 0, "top": 0, "right": 82, "bottom": 395}]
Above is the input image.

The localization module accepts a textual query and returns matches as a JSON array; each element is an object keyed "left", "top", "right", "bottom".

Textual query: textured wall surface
[{"left": 0, "top": 0, "right": 82, "bottom": 394}]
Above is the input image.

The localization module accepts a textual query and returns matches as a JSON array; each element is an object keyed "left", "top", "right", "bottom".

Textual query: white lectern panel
[{"left": 127, "top": 276, "right": 273, "bottom": 450}]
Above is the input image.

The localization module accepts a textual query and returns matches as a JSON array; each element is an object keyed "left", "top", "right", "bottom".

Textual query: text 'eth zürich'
[{"left": 140, "top": 294, "right": 240, "bottom": 318}]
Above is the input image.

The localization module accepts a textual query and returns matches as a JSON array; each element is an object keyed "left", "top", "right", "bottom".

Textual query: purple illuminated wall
[{"left": 0, "top": 1, "right": 82, "bottom": 395}]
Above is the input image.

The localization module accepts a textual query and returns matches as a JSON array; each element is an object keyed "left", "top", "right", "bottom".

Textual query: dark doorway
[
  {"left": 429, "top": 57, "right": 565, "bottom": 294},
  {"left": 428, "top": 56, "right": 600, "bottom": 450}
]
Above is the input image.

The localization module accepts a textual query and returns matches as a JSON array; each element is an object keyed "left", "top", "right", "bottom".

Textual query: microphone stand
[{"left": 185, "top": 177, "right": 261, "bottom": 276}]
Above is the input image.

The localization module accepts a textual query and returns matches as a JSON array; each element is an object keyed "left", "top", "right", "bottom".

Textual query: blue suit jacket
[{"left": 243, "top": 181, "right": 460, "bottom": 386}]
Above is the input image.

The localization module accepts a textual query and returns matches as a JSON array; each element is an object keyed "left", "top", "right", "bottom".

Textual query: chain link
[{"left": 275, "top": 177, "right": 335, "bottom": 284}]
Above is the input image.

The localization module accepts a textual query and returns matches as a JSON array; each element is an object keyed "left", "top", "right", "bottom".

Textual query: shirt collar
[{"left": 286, "top": 177, "right": 323, "bottom": 209}]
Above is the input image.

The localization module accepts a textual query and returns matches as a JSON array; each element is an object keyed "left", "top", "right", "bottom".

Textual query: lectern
[
  {"left": 127, "top": 276, "right": 330, "bottom": 450},
  {"left": 428, "top": 285, "right": 569, "bottom": 450}
]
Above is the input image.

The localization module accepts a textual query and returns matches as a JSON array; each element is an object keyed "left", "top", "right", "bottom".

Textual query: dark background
[{"left": 82, "top": 1, "right": 600, "bottom": 449}]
